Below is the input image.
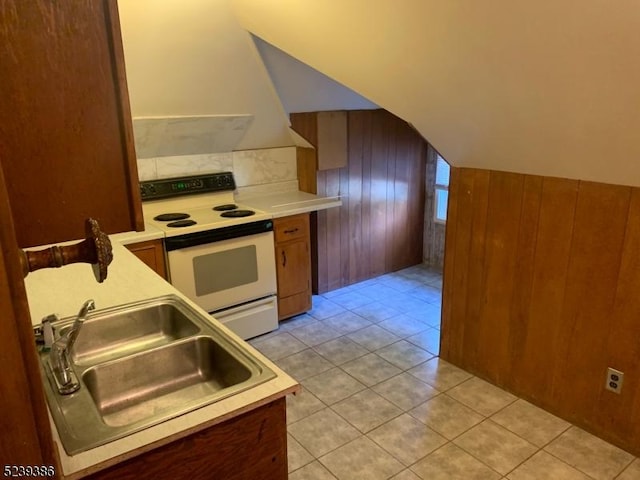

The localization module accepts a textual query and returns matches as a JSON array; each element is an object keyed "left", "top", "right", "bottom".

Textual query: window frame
[{"left": 434, "top": 154, "right": 449, "bottom": 224}]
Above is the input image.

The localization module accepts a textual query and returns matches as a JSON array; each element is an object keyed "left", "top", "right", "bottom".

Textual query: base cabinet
[
  {"left": 274, "top": 214, "right": 312, "bottom": 320},
  {"left": 125, "top": 240, "right": 167, "bottom": 279},
  {"left": 84, "top": 398, "right": 287, "bottom": 480}
]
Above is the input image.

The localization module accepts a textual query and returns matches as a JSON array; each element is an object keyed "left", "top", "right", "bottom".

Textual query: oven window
[{"left": 193, "top": 245, "right": 258, "bottom": 296}]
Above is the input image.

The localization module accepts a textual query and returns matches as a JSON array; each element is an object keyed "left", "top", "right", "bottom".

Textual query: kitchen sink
[
  {"left": 58, "top": 298, "right": 201, "bottom": 366},
  {"left": 83, "top": 336, "right": 252, "bottom": 428},
  {"left": 37, "top": 295, "right": 275, "bottom": 455}
]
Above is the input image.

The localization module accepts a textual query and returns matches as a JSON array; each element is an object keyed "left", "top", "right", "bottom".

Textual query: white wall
[
  {"left": 253, "top": 36, "right": 378, "bottom": 114},
  {"left": 118, "top": 0, "right": 294, "bottom": 151},
  {"left": 232, "top": 0, "right": 640, "bottom": 187}
]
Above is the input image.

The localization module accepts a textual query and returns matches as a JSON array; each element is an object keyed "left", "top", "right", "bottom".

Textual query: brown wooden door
[
  {"left": 0, "top": 166, "right": 58, "bottom": 472},
  {"left": 0, "top": 0, "right": 142, "bottom": 248}
]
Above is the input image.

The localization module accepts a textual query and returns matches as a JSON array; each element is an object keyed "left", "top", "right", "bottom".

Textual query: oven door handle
[{"left": 164, "top": 219, "right": 273, "bottom": 251}]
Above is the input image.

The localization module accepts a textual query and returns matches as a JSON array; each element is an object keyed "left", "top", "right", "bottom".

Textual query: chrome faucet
[{"left": 48, "top": 299, "right": 95, "bottom": 395}]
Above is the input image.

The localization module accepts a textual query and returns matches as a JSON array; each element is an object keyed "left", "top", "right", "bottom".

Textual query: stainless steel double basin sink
[{"left": 37, "top": 295, "right": 275, "bottom": 455}]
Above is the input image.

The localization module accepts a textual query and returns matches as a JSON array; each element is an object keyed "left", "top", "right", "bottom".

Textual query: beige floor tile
[
  {"left": 506, "top": 451, "right": 591, "bottom": 480},
  {"left": 278, "top": 313, "right": 319, "bottom": 332},
  {"left": 301, "top": 368, "right": 366, "bottom": 405},
  {"left": 409, "top": 393, "right": 484, "bottom": 439},
  {"left": 332, "top": 389, "right": 402, "bottom": 433},
  {"left": 447, "top": 377, "right": 517, "bottom": 416},
  {"left": 289, "top": 461, "right": 337, "bottom": 480},
  {"left": 320, "top": 436, "right": 404, "bottom": 480},
  {"left": 390, "top": 469, "right": 422, "bottom": 480},
  {"left": 372, "top": 373, "right": 439, "bottom": 411},
  {"left": 251, "top": 332, "right": 307, "bottom": 360},
  {"left": 406, "top": 285, "right": 442, "bottom": 305},
  {"left": 407, "top": 357, "right": 473, "bottom": 391},
  {"left": 321, "top": 311, "right": 373, "bottom": 334},
  {"left": 617, "top": 458, "right": 640, "bottom": 480},
  {"left": 276, "top": 348, "right": 333, "bottom": 381},
  {"left": 378, "top": 314, "right": 431, "bottom": 338},
  {"left": 375, "top": 340, "right": 434, "bottom": 370},
  {"left": 491, "top": 399, "right": 570, "bottom": 447},
  {"left": 368, "top": 413, "right": 447, "bottom": 466},
  {"left": 290, "top": 322, "right": 343, "bottom": 346},
  {"left": 453, "top": 420, "right": 537, "bottom": 475},
  {"left": 308, "top": 297, "right": 348, "bottom": 320},
  {"left": 328, "top": 291, "right": 374, "bottom": 310},
  {"left": 288, "top": 433, "right": 315, "bottom": 473},
  {"left": 350, "top": 301, "right": 403, "bottom": 323},
  {"left": 286, "top": 388, "right": 326, "bottom": 424},
  {"left": 544, "top": 427, "right": 635, "bottom": 480},
  {"left": 340, "top": 353, "right": 402, "bottom": 387},
  {"left": 411, "top": 443, "right": 502, "bottom": 480},
  {"left": 405, "top": 328, "right": 441, "bottom": 355},
  {"left": 313, "top": 336, "right": 369, "bottom": 365},
  {"left": 359, "top": 283, "right": 403, "bottom": 300},
  {"left": 288, "top": 408, "right": 360, "bottom": 457},
  {"left": 347, "top": 324, "right": 401, "bottom": 351}
]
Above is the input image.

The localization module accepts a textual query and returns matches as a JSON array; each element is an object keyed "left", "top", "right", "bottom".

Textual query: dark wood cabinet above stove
[{"left": 0, "top": 0, "right": 143, "bottom": 248}]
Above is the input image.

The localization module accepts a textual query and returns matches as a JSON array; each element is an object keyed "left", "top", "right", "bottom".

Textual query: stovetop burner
[
  {"left": 220, "top": 210, "right": 255, "bottom": 218},
  {"left": 167, "top": 219, "right": 197, "bottom": 228},
  {"left": 212, "top": 204, "right": 238, "bottom": 211},
  {"left": 154, "top": 213, "right": 190, "bottom": 222}
]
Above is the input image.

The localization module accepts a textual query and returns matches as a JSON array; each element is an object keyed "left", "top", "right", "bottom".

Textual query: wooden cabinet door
[
  {"left": 274, "top": 214, "right": 312, "bottom": 319},
  {"left": 126, "top": 240, "right": 167, "bottom": 279},
  {"left": 0, "top": 0, "right": 142, "bottom": 248},
  {"left": 276, "top": 240, "right": 310, "bottom": 298}
]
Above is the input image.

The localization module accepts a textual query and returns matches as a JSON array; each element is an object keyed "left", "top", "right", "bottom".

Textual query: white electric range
[{"left": 141, "top": 172, "right": 278, "bottom": 340}]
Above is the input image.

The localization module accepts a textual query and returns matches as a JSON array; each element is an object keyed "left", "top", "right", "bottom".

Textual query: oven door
[{"left": 165, "top": 223, "right": 277, "bottom": 312}]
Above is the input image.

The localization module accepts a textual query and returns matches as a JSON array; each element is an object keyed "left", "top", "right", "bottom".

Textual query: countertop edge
[
  {"left": 25, "top": 241, "right": 299, "bottom": 477},
  {"left": 65, "top": 384, "right": 301, "bottom": 480}
]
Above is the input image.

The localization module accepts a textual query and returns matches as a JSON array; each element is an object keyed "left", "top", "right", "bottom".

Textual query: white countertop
[
  {"left": 108, "top": 222, "right": 164, "bottom": 245},
  {"left": 109, "top": 190, "right": 342, "bottom": 246},
  {"left": 24, "top": 241, "right": 299, "bottom": 478},
  {"left": 237, "top": 190, "right": 341, "bottom": 219}
]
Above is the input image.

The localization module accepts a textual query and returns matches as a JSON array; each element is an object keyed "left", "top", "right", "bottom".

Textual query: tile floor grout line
[
  {"left": 450, "top": 416, "right": 537, "bottom": 478},
  {"left": 277, "top": 266, "right": 639, "bottom": 479}
]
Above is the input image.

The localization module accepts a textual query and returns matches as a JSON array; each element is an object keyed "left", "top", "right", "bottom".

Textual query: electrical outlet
[{"left": 605, "top": 367, "right": 624, "bottom": 394}]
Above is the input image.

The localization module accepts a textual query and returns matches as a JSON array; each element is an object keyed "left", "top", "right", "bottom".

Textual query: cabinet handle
[
  {"left": 282, "top": 250, "right": 287, "bottom": 267},
  {"left": 284, "top": 228, "right": 299, "bottom": 235}
]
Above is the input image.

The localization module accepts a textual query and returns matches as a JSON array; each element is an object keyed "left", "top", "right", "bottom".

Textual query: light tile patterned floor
[{"left": 249, "top": 264, "right": 639, "bottom": 480}]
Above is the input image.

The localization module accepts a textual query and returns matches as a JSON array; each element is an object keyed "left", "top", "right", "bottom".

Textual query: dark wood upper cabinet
[{"left": 0, "top": 0, "right": 143, "bottom": 248}]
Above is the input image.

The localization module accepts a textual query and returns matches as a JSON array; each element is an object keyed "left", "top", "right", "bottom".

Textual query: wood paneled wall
[
  {"left": 441, "top": 167, "right": 640, "bottom": 456},
  {"left": 292, "top": 110, "right": 427, "bottom": 293}
]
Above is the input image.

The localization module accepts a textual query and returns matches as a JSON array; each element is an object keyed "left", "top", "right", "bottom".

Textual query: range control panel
[{"left": 140, "top": 172, "right": 236, "bottom": 200}]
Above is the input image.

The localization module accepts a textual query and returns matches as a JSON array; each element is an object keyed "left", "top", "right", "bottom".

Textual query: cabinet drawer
[{"left": 274, "top": 214, "right": 309, "bottom": 243}]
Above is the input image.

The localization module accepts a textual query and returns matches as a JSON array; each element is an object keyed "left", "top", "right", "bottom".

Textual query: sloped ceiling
[
  {"left": 232, "top": 0, "right": 640, "bottom": 187},
  {"left": 252, "top": 36, "right": 378, "bottom": 114},
  {"left": 118, "top": 0, "right": 293, "bottom": 151}
]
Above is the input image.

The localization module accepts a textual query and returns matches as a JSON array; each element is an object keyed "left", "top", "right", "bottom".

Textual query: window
[{"left": 434, "top": 154, "right": 450, "bottom": 223}]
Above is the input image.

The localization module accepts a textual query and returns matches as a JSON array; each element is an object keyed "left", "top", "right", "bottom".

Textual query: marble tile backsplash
[
  {"left": 136, "top": 147, "right": 298, "bottom": 189},
  {"left": 133, "top": 115, "right": 254, "bottom": 158}
]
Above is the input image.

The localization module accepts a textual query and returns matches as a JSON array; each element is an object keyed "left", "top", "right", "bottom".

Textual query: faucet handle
[
  {"left": 35, "top": 313, "right": 59, "bottom": 350},
  {"left": 41, "top": 314, "right": 58, "bottom": 349}
]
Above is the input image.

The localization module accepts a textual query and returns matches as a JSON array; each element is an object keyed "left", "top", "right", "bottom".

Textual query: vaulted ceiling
[{"left": 233, "top": 0, "right": 640, "bottom": 187}]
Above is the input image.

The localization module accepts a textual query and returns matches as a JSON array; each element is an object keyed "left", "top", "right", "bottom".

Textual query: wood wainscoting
[
  {"left": 441, "top": 167, "right": 640, "bottom": 456},
  {"left": 291, "top": 109, "right": 427, "bottom": 293}
]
